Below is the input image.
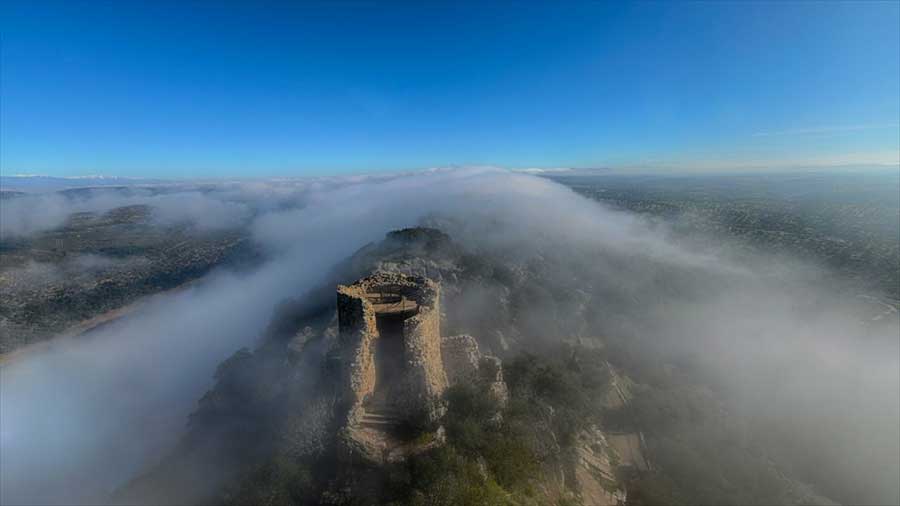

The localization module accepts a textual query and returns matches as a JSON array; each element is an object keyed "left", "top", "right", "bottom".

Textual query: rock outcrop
[
  {"left": 441, "top": 333, "right": 508, "bottom": 406},
  {"left": 571, "top": 427, "right": 628, "bottom": 506}
]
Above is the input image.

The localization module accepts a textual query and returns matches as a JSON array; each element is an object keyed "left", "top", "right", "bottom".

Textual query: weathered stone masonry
[
  {"left": 337, "top": 272, "right": 447, "bottom": 427},
  {"left": 336, "top": 272, "right": 507, "bottom": 464}
]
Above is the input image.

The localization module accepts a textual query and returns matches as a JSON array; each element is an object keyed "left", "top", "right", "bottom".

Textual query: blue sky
[{"left": 1, "top": 1, "right": 898, "bottom": 177}]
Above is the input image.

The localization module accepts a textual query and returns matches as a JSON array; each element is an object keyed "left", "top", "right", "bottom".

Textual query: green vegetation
[
  {"left": 385, "top": 347, "right": 615, "bottom": 506},
  {"left": 224, "top": 456, "right": 314, "bottom": 506},
  {"left": 386, "top": 382, "right": 533, "bottom": 505},
  {"left": 215, "top": 346, "right": 614, "bottom": 506},
  {"left": 398, "top": 447, "right": 513, "bottom": 506},
  {"left": 504, "top": 349, "right": 612, "bottom": 446},
  {"left": 0, "top": 204, "right": 258, "bottom": 353}
]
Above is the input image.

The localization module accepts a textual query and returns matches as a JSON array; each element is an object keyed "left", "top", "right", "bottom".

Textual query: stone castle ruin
[{"left": 336, "top": 272, "right": 505, "bottom": 464}]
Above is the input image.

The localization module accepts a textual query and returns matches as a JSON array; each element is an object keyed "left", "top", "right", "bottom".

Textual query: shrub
[
  {"left": 405, "top": 447, "right": 512, "bottom": 506},
  {"left": 225, "top": 455, "right": 313, "bottom": 505}
]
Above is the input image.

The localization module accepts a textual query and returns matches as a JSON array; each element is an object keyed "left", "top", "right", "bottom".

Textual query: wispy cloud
[{"left": 753, "top": 123, "right": 899, "bottom": 137}]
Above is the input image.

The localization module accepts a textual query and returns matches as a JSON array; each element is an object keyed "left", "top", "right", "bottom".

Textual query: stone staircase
[
  {"left": 350, "top": 400, "right": 444, "bottom": 464},
  {"left": 360, "top": 396, "right": 404, "bottom": 432},
  {"left": 359, "top": 409, "right": 403, "bottom": 431}
]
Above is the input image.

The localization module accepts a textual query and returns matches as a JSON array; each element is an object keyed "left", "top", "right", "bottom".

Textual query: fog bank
[{"left": 1, "top": 168, "right": 897, "bottom": 505}]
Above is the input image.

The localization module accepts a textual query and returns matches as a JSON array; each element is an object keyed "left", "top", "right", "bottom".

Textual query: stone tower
[{"left": 336, "top": 272, "right": 448, "bottom": 462}]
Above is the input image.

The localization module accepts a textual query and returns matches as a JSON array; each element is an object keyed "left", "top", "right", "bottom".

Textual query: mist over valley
[{"left": 1, "top": 169, "right": 897, "bottom": 505}]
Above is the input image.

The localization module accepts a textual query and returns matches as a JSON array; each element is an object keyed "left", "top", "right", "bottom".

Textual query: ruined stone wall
[
  {"left": 336, "top": 272, "right": 448, "bottom": 423},
  {"left": 336, "top": 288, "right": 378, "bottom": 417},
  {"left": 336, "top": 271, "right": 511, "bottom": 466},
  {"left": 398, "top": 289, "right": 446, "bottom": 415}
]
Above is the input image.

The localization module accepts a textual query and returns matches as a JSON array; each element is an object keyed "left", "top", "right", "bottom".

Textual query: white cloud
[{"left": 1, "top": 168, "right": 897, "bottom": 504}]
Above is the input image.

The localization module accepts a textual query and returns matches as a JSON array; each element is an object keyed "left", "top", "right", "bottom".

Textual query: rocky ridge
[{"left": 113, "top": 227, "right": 837, "bottom": 506}]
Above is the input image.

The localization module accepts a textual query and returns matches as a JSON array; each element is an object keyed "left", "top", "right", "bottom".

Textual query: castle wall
[
  {"left": 336, "top": 271, "right": 509, "bottom": 465},
  {"left": 337, "top": 272, "right": 447, "bottom": 424},
  {"left": 398, "top": 291, "right": 446, "bottom": 414},
  {"left": 336, "top": 289, "right": 378, "bottom": 413}
]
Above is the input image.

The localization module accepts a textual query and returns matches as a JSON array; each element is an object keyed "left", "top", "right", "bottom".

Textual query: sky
[{"left": 1, "top": 1, "right": 899, "bottom": 178}]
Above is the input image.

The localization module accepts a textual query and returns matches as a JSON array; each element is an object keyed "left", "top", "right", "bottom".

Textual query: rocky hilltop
[{"left": 114, "top": 227, "right": 837, "bottom": 506}]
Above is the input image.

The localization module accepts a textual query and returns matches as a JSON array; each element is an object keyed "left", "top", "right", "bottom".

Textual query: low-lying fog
[{"left": 1, "top": 168, "right": 898, "bottom": 505}]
